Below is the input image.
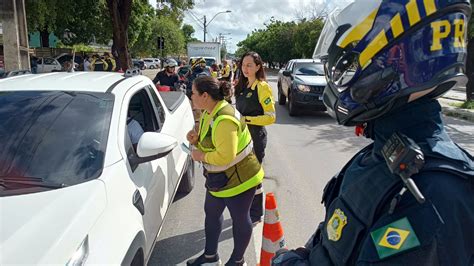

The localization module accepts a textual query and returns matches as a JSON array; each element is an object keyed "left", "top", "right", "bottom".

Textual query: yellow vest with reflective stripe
[{"left": 198, "top": 100, "right": 264, "bottom": 198}]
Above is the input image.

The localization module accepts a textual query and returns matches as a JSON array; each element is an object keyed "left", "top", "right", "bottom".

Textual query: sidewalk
[{"left": 438, "top": 88, "right": 474, "bottom": 122}]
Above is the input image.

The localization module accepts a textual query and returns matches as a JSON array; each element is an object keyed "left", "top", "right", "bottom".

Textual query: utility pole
[
  {"left": 203, "top": 16, "right": 207, "bottom": 42},
  {"left": 2, "top": 0, "right": 30, "bottom": 71},
  {"left": 202, "top": 11, "right": 231, "bottom": 43}
]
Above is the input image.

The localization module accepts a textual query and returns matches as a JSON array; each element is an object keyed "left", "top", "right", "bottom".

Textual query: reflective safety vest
[{"left": 198, "top": 100, "right": 264, "bottom": 197}]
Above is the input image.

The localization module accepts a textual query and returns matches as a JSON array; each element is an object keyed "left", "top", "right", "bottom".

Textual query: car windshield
[
  {"left": 294, "top": 62, "right": 325, "bottom": 76},
  {"left": 0, "top": 91, "right": 114, "bottom": 192}
]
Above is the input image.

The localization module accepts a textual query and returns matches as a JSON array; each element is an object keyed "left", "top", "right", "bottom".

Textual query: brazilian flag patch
[
  {"left": 370, "top": 217, "right": 420, "bottom": 259},
  {"left": 264, "top": 97, "right": 271, "bottom": 105}
]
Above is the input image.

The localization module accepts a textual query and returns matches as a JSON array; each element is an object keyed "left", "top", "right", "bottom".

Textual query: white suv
[{"left": 0, "top": 71, "right": 195, "bottom": 265}]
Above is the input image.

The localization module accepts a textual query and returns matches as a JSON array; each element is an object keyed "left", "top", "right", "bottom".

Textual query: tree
[
  {"left": 106, "top": 0, "right": 135, "bottom": 70},
  {"left": 26, "top": 0, "right": 109, "bottom": 47},
  {"left": 182, "top": 23, "right": 199, "bottom": 46},
  {"left": 293, "top": 19, "right": 324, "bottom": 58}
]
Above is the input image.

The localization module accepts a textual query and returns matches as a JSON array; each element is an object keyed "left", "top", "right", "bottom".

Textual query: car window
[
  {"left": 44, "top": 58, "right": 56, "bottom": 65},
  {"left": 294, "top": 62, "right": 325, "bottom": 76},
  {"left": 0, "top": 91, "right": 114, "bottom": 193},
  {"left": 147, "top": 86, "right": 166, "bottom": 128},
  {"left": 286, "top": 61, "right": 293, "bottom": 71},
  {"left": 127, "top": 88, "right": 160, "bottom": 134}
]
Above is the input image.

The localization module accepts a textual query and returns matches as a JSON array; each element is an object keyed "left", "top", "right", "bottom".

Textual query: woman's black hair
[
  {"left": 193, "top": 76, "right": 232, "bottom": 101},
  {"left": 235, "top": 51, "right": 266, "bottom": 95}
]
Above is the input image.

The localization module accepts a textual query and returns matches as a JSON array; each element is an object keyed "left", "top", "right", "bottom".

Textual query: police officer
[
  {"left": 186, "top": 57, "right": 211, "bottom": 98},
  {"left": 273, "top": 0, "right": 474, "bottom": 265},
  {"left": 220, "top": 60, "right": 231, "bottom": 81},
  {"left": 90, "top": 54, "right": 108, "bottom": 72},
  {"left": 235, "top": 51, "right": 276, "bottom": 224},
  {"left": 103, "top": 52, "right": 116, "bottom": 72}
]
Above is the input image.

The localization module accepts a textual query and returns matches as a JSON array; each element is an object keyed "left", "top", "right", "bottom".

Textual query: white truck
[{"left": 187, "top": 42, "right": 221, "bottom": 66}]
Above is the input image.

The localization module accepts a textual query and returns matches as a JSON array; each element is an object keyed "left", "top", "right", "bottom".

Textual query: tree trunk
[
  {"left": 466, "top": 37, "right": 474, "bottom": 101},
  {"left": 107, "top": 0, "right": 132, "bottom": 71},
  {"left": 40, "top": 28, "right": 50, "bottom": 47}
]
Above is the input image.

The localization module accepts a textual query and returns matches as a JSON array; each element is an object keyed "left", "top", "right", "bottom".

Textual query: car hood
[
  {"left": 0, "top": 180, "right": 107, "bottom": 264},
  {"left": 294, "top": 75, "right": 327, "bottom": 86}
]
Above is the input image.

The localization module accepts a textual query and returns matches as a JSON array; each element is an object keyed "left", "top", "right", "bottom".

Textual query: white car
[
  {"left": 0, "top": 70, "right": 195, "bottom": 265},
  {"left": 142, "top": 58, "right": 159, "bottom": 69},
  {"left": 36, "top": 57, "right": 62, "bottom": 73}
]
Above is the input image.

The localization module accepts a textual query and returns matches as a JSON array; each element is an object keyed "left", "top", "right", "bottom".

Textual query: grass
[{"left": 450, "top": 100, "right": 474, "bottom": 110}]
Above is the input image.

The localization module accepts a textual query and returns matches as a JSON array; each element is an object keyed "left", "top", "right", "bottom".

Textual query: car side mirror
[
  {"left": 129, "top": 132, "right": 178, "bottom": 170},
  {"left": 282, "top": 70, "right": 292, "bottom": 77},
  {"left": 137, "top": 132, "right": 177, "bottom": 158}
]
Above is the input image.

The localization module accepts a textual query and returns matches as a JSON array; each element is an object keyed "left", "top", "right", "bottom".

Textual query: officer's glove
[{"left": 271, "top": 247, "right": 310, "bottom": 266}]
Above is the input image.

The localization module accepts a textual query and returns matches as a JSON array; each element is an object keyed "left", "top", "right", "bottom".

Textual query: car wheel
[
  {"left": 288, "top": 92, "right": 298, "bottom": 116},
  {"left": 178, "top": 157, "right": 195, "bottom": 193},
  {"left": 130, "top": 249, "right": 144, "bottom": 266},
  {"left": 278, "top": 83, "right": 286, "bottom": 105}
]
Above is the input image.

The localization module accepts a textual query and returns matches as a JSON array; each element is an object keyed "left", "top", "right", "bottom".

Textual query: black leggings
[
  {"left": 204, "top": 186, "right": 257, "bottom": 261},
  {"left": 248, "top": 126, "right": 267, "bottom": 221}
]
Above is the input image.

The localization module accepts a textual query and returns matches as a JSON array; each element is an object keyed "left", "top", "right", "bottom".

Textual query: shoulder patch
[
  {"left": 370, "top": 217, "right": 420, "bottom": 259},
  {"left": 327, "top": 208, "right": 347, "bottom": 241},
  {"left": 264, "top": 97, "right": 272, "bottom": 105}
]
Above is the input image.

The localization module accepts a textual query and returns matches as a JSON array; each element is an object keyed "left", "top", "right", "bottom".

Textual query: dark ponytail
[{"left": 194, "top": 76, "right": 232, "bottom": 101}]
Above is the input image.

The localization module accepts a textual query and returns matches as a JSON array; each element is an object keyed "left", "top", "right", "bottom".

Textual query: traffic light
[{"left": 157, "top": 37, "right": 165, "bottom": 50}]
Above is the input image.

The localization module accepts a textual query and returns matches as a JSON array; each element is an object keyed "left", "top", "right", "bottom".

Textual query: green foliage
[
  {"left": 182, "top": 23, "right": 199, "bottom": 46},
  {"left": 450, "top": 100, "right": 474, "bottom": 109},
  {"left": 26, "top": 0, "right": 109, "bottom": 44},
  {"left": 294, "top": 19, "right": 324, "bottom": 58},
  {"left": 56, "top": 43, "right": 97, "bottom": 52},
  {"left": 130, "top": 16, "right": 185, "bottom": 57},
  {"left": 26, "top": 0, "right": 193, "bottom": 57},
  {"left": 236, "top": 18, "right": 318, "bottom": 65}
]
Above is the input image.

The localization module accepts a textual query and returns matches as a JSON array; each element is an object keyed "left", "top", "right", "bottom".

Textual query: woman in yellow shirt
[
  {"left": 186, "top": 76, "right": 263, "bottom": 266},
  {"left": 235, "top": 51, "right": 276, "bottom": 224}
]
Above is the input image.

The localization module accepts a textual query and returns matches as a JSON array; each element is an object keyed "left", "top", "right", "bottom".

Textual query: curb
[{"left": 441, "top": 104, "right": 474, "bottom": 122}]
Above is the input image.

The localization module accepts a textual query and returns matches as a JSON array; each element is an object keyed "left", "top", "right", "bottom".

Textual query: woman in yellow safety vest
[{"left": 186, "top": 76, "right": 263, "bottom": 266}]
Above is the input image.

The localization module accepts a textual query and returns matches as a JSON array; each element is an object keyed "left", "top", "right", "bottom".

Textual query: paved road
[{"left": 147, "top": 71, "right": 474, "bottom": 265}]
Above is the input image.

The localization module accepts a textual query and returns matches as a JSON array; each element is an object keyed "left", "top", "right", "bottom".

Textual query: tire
[
  {"left": 178, "top": 157, "right": 195, "bottom": 193},
  {"left": 288, "top": 92, "right": 298, "bottom": 116},
  {"left": 278, "top": 83, "right": 286, "bottom": 105},
  {"left": 130, "top": 249, "right": 144, "bottom": 266}
]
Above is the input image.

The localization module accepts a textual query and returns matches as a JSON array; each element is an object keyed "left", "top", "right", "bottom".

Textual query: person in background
[
  {"left": 104, "top": 52, "right": 116, "bottom": 72},
  {"left": 232, "top": 60, "right": 241, "bottom": 87},
  {"left": 30, "top": 56, "right": 38, "bottom": 74},
  {"left": 210, "top": 63, "right": 219, "bottom": 78},
  {"left": 220, "top": 60, "right": 231, "bottom": 81},
  {"left": 152, "top": 58, "right": 180, "bottom": 90},
  {"left": 186, "top": 76, "right": 263, "bottom": 266},
  {"left": 83, "top": 55, "right": 91, "bottom": 71},
  {"left": 235, "top": 51, "right": 276, "bottom": 224},
  {"left": 90, "top": 54, "right": 108, "bottom": 72}
]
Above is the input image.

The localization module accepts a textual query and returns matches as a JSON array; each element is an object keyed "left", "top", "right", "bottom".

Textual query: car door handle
[{"left": 132, "top": 190, "right": 145, "bottom": 216}]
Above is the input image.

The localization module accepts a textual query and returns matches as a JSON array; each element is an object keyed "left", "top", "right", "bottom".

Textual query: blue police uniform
[{"left": 273, "top": 99, "right": 474, "bottom": 265}]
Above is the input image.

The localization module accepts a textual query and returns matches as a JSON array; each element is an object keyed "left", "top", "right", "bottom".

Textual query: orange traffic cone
[{"left": 259, "top": 193, "right": 286, "bottom": 266}]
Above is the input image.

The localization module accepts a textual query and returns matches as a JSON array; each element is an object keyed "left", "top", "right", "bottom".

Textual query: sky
[{"left": 150, "top": 0, "right": 348, "bottom": 53}]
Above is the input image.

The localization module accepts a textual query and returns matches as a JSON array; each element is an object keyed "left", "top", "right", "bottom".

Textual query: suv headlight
[
  {"left": 67, "top": 236, "right": 89, "bottom": 266},
  {"left": 296, "top": 84, "right": 311, "bottom": 92}
]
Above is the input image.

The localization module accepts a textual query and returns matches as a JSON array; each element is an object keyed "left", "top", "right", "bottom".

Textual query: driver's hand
[{"left": 187, "top": 130, "right": 198, "bottom": 145}]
